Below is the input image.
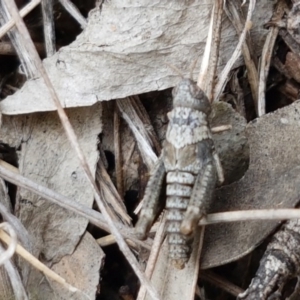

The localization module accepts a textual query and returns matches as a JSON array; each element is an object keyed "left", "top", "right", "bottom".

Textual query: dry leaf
[
  {"left": 50, "top": 232, "right": 104, "bottom": 300},
  {"left": 0, "top": 105, "right": 102, "bottom": 289},
  {"left": 202, "top": 100, "right": 300, "bottom": 269},
  {"left": 0, "top": 0, "right": 274, "bottom": 114}
]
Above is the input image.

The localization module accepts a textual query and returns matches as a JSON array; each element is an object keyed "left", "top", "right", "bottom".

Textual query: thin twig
[
  {"left": 197, "top": 4, "right": 214, "bottom": 89},
  {"left": 214, "top": 0, "right": 256, "bottom": 102},
  {"left": 3, "top": 2, "right": 160, "bottom": 298},
  {"left": 224, "top": 0, "right": 259, "bottom": 113},
  {"left": 0, "top": 223, "right": 17, "bottom": 266},
  {"left": 0, "top": 160, "right": 150, "bottom": 250},
  {"left": 117, "top": 97, "right": 158, "bottom": 171},
  {"left": 258, "top": 0, "right": 286, "bottom": 116},
  {"left": 114, "top": 104, "right": 124, "bottom": 198},
  {"left": 0, "top": 229, "right": 78, "bottom": 293},
  {"left": 199, "top": 209, "right": 300, "bottom": 225},
  {"left": 0, "top": 0, "right": 41, "bottom": 39},
  {"left": 58, "top": 0, "right": 87, "bottom": 29},
  {"left": 137, "top": 214, "right": 167, "bottom": 300},
  {"left": 41, "top": 0, "right": 56, "bottom": 56},
  {"left": 0, "top": 42, "right": 46, "bottom": 55},
  {"left": 204, "top": 0, "right": 223, "bottom": 100}
]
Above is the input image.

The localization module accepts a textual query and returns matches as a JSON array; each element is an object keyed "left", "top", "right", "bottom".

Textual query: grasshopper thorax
[{"left": 172, "top": 78, "right": 211, "bottom": 115}]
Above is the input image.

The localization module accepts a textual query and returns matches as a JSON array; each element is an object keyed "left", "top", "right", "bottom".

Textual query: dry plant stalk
[
  {"left": 258, "top": 0, "right": 286, "bottom": 116},
  {"left": 0, "top": 229, "right": 78, "bottom": 293},
  {"left": 214, "top": 0, "right": 256, "bottom": 102},
  {"left": 224, "top": 0, "right": 259, "bottom": 113}
]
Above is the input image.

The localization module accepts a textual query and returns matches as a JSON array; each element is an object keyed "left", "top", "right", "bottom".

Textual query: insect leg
[
  {"left": 135, "top": 155, "right": 166, "bottom": 240},
  {"left": 181, "top": 141, "right": 217, "bottom": 236}
]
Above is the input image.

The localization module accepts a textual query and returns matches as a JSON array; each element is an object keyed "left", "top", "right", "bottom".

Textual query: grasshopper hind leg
[
  {"left": 181, "top": 161, "right": 217, "bottom": 236},
  {"left": 135, "top": 155, "right": 166, "bottom": 240}
]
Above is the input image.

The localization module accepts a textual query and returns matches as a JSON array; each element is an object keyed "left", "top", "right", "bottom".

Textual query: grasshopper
[{"left": 136, "top": 78, "right": 224, "bottom": 269}]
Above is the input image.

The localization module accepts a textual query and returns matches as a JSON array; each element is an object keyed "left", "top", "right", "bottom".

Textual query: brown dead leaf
[{"left": 202, "top": 100, "right": 300, "bottom": 269}]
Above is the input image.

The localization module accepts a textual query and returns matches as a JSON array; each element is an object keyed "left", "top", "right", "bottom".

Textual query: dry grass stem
[
  {"left": 0, "top": 229, "right": 79, "bottom": 293},
  {"left": 137, "top": 214, "right": 167, "bottom": 300},
  {"left": 41, "top": 0, "right": 56, "bottom": 56},
  {"left": 0, "top": 223, "right": 17, "bottom": 266},
  {"left": 3, "top": 2, "right": 160, "bottom": 298},
  {"left": 200, "top": 209, "right": 300, "bottom": 225},
  {"left": 258, "top": 0, "right": 286, "bottom": 116},
  {"left": 96, "top": 154, "right": 131, "bottom": 224},
  {"left": 197, "top": 3, "right": 214, "bottom": 89},
  {"left": 200, "top": 270, "right": 244, "bottom": 297},
  {"left": 117, "top": 97, "right": 158, "bottom": 170},
  {"left": 58, "top": 0, "right": 87, "bottom": 28},
  {"left": 0, "top": 242, "right": 28, "bottom": 300},
  {"left": 224, "top": 0, "right": 259, "bottom": 113},
  {"left": 203, "top": 0, "right": 223, "bottom": 100},
  {"left": 0, "top": 41, "right": 46, "bottom": 55},
  {"left": 211, "top": 124, "right": 232, "bottom": 133},
  {"left": 214, "top": 0, "right": 256, "bottom": 102},
  {"left": 279, "top": 28, "right": 300, "bottom": 57},
  {"left": 0, "top": 0, "right": 41, "bottom": 39},
  {"left": 96, "top": 235, "right": 138, "bottom": 249},
  {"left": 0, "top": 160, "right": 151, "bottom": 250},
  {"left": 114, "top": 104, "right": 124, "bottom": 198}
]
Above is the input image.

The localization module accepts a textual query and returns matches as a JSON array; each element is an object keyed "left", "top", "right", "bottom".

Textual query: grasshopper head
[{"left": 172, "top": 78, "right": 211, "bottom": 115}]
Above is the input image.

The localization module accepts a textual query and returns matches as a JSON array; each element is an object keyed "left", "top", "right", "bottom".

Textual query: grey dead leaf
[
  {"left": 201, "top": 99, "right": 300, "bottom": 269},
  {"left": 0, "top": 0, "right": 274, "bottom": 115},
  {"left": 50, "top": 231, "right": 104, "bottom": 300},
  {"left": 0, "top": 104, "right": 104, "bottom": 297}
]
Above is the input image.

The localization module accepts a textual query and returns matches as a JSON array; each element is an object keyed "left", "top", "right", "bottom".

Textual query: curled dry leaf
[
  {"left": 0, "top": 0, "right": 273, "bottom": 114},
  {"left": 202, "top": 100, "right": 300, "bottom": 269}
]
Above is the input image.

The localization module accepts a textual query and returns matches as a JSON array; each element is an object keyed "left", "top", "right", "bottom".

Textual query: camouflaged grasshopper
[{"left": 135, "top": 78, "right": 224, "bottom": 269}]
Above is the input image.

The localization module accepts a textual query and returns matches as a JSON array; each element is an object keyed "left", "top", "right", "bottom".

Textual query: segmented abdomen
[{"left": 166, "top": 170, "right": 195, "bottom": 269}]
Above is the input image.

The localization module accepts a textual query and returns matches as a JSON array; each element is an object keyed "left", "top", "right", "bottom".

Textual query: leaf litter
[{"left": 1, "top": 0, "right": 300, "bottom": 300}]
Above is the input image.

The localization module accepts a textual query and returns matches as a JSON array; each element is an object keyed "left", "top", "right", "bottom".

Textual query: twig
[
  {"left": 214, "top": 0, "right": 256, "bottom": 102},
  {"left": 114, "top": 104, "right": 124, "bottom": 198},
  {"left": 0, "top": 223, "right": 17, "bottom": 266},
  {"left": 0, "top": 160, "right": 150, "bottom": 250},
  {"left": 96, "top": 152, "right": 131, "bottom": 224},
  {"left": 211, "top": 124, "right": 232, "bottom": 133},
  {"left": 0, "top": 242, "right": 28, "bottom": 300},
  {"left": 205, "top": 0, "right": 223, "bottom": 100},
  {"left": 41, "top": 0, "right": 56, "bottom": 56},
  {"left": 224, "top": 0, "right": 259, "bottom": 114},
  {"left": 257, "top": 0, "right": 286, "bottom": 116},
  {"left": 3, "top": 2, "right": 160, "bottom": 298},
  {"left": 0, "top": 42, "right": 46, "bottom": 55},
  {"left": 199, "top": 209, "right": 300, "bottom": 225},
  {"left": 58, "top": 0, "right": 87, "bottom": 29},
  {"left": 117, "top": 97, "right": 158, "bottom": 171},
  {"left": 0, "top": 229, "right": 78, "bottom": 293},
  {"left": 197, "top": 3, "right": 214, "bottom": 89},
  {"left": 0, "top": 0, "right": 41, "bottom": 39},
  {"left": 137, "top": 214, "right": 167, "bottom": 300}
]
